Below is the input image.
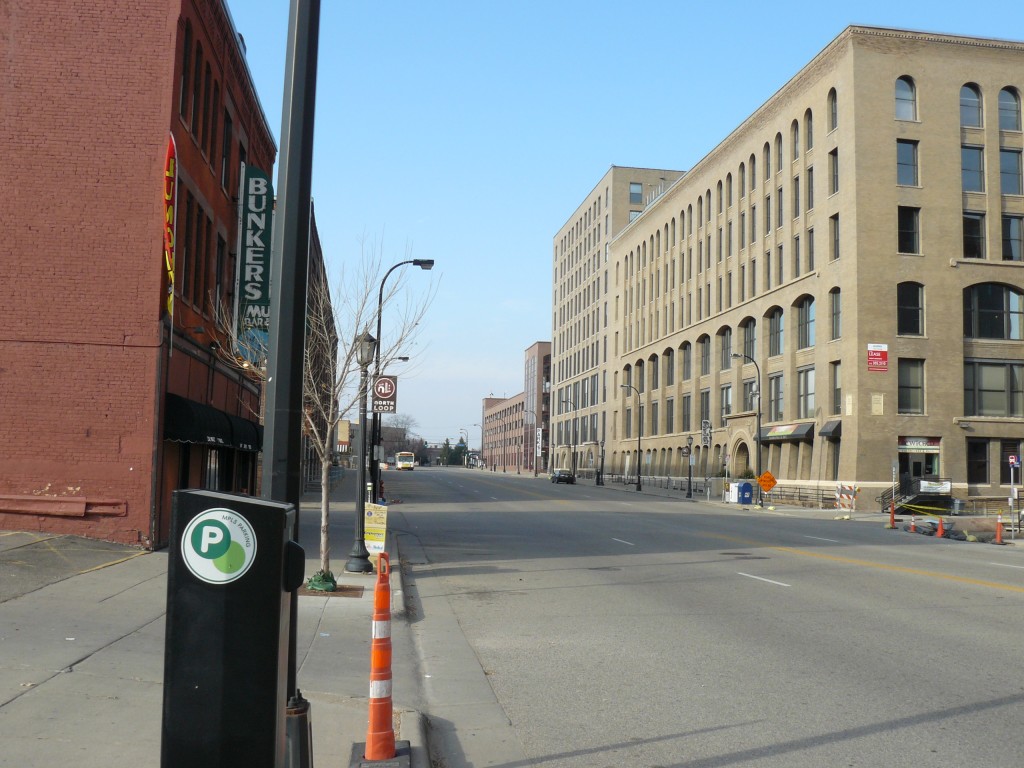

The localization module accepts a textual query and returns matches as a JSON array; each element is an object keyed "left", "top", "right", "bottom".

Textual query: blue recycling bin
[{"left": 739, "top": 482, "right": 754, "bottom": 504}]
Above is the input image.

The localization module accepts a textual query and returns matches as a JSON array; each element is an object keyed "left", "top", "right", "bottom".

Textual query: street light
[
  {"left": 370, "top": 258, "right": 434, "bottom": 502},
  {"left": 597, "top": 439, "right": 605, "bottom": 486},
  {"left": 473, "top": 423, "right": 482, "bottom": 469},
  {"left": 346, "top": 329, "right": 377, "bottom": 573},
  {"left": 686, "top": 434, "right": 694, "bottom": 498},
  {"left": 561, "top": 398, "right": 578, "bottom": 480},
  {"left": 620, "top": 384, "right": 642, "bottom": 492},
  {"left": 733, "top": 352, "right": 763, "bottom": 505}
]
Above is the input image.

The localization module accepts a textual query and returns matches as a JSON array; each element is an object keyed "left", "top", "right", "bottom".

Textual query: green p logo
[{"left": 182, "top": 509, "right": 257, "bottom": 584}]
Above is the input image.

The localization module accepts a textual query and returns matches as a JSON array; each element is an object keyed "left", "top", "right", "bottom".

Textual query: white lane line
[
  {"left": 612, "top": 538, "right": 635, "bottom": 546},
  {"left": 738, "top": 572, "right": 791, "bottom": 587},
  {"left": 988, "top": 562, "right": 1024, "bottom": 570},
  {"left": 804, "top": 535, "right": 840, "bottom": 543}
]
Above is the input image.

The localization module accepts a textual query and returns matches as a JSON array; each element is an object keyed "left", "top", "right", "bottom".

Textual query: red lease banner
[
  {"left": 867, "top": 343, "right": 888, "bottom": 372},
  {"left": 163, "top": 135, "right": 177, "bottom": 317}
]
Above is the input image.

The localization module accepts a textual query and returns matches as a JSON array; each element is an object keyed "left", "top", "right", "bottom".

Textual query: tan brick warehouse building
[
  {"left": 559, "top": 27, "right": 1024, "bottom": 501},
  {"left": 0, "top": 1, "right": 275, "bottom": 546}
]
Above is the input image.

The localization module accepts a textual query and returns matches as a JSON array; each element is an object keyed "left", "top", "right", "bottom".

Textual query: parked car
[{"left": 551, "top": 468, "right": 575, "bottom": 484}]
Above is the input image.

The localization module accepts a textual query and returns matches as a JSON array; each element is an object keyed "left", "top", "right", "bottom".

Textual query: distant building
[
  {"left": 565, "top": 27, "right": 1024, "bottom": 500},
  {"left": 551, "top": 167, "right": 684, "bottom": 478}
]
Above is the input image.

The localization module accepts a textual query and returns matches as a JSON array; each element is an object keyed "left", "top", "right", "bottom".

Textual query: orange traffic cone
[
  {"left": 936, "top": 516, "right": 946, "bottom": 538},
  {"left": 996, "top": 514, "right": 1004, "bottom": 545},
  {"left": 910, "top": 514, "right": 917, "bottom": 533},
  {"left": 365, "top": 552, "right": 395, "bottom": 761}
]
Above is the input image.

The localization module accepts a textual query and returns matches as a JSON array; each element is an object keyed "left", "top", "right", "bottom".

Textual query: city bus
[{"left": 395, "top": 451, "right": 416, "bottom": 470}]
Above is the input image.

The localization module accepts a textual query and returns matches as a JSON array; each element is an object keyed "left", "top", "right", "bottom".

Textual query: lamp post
[
  {"left": 686, "top": 434, "right": 694, "bottom": 498},
  {"left": 733, "top": 352, "right": 763, "bottom": 505},
  {"left": 370, "top": 258, "right": 434, "bottom": 503},
  {"left": 345, "top": 329, "right": 377, "bottom": 573},
  {"left": 620, "top": 384, "right": 642, "bottom": 492},
  {"left": 597, "top": 439, "right": 605, "bottom": 486},
  {"left": 473, "top": 423, "right": 482, "bottom": 469},
  {"left": 561, "top": 398, "right": 578, "bottom": 480},
  {"left": 523, "top": 410, "right": 535, "bottom": 476}
]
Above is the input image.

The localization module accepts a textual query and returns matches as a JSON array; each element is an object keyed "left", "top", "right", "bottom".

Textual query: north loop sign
[{"left": 372, "top": 375, "right": 398, "bottom": 413}]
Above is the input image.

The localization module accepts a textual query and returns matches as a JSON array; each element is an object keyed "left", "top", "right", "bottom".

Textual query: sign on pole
[
  {"left": 535, "top": 427, "right": 543, "bottom": 457},
  {"left": 372, "top": 375, "right": 398, "bottom": 414},
  {"left": 701, "top": 419, "right": 712, "bottom": 447}
]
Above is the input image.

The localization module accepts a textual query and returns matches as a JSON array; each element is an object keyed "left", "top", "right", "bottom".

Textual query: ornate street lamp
[
  {"left": 370, "top": 259, "right": 434, "bottom": 502},
  {"left": 621, "top": 384, "right": 642, "bottom": 492},
  {"left": 686, "top": 434, "right": 694, "bottom": 498},
  {"left": 733, "top": 352, "right": 763, "bottom": 506},
  {"left": 345, "top": 329, "right": 377, "bottom": 573}
]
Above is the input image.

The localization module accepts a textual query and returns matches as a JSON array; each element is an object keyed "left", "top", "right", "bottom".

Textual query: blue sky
[{"left": 226, "top": 0, "right": 1023, "bottom": 446}]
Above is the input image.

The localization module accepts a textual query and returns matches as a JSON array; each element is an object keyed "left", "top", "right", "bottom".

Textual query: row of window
[
  {"left": 178, "top": 20, "right": 243, "bottom": 194},
  {"left": 619, "top": 282, "right": 1021, "bottom": 403},
  {"left": 895, "top": 76, "right": 1022, "bottom": 130}
]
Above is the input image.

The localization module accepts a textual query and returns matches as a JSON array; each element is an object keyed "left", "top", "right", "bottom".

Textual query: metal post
[
  {"left": 686, "top": 435, "right": 693, "bottom": 498},
  {"left": 346, "top": 332, "right": 376, "bottom": 574},
  {"left": 734, "top": 353, "right": 762, "bottom": 506},
  {"left": 621, "top": 385, "right": 642, "bottom": 492},
  {"left": 261, "top": 2, "right": 320, "bottom": 764}
]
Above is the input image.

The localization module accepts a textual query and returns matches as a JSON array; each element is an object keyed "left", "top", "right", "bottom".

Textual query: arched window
[
  {"left": 717, "top": 181, "right": 723, "bottom": 214},
  {"left": 796, "top": 297, "right": 815, "bottom": 349},
  {"left": 739, "top": 163, "right": 746, "bottom": 198},
  {"left": 664, "top": 348, "right": 675, "bottom": 386},
  {"left": 960, "top": 84, "right": 983, "bottom": 128},
  {"left": 741, "top": 318, "right": 756, "bottom": 359},
  {"left": 897, "top": 282, "right": 924, "bottom": 336},
  {"left": 775, "top": 133, "right": 783, "bottom": 172},
  {"left": 791, "top": 119, "right": 800, "bottom": 157},
  {"left": 768, "top": 309, "right": 784, "bottom": 356},
  {"left": 895, "top": 76, "right": 917, "bottom": 121},
  {"left": 719, "top": 328, "right": 733, "bottom": 370},
  {"left": 697, "top": 197, "right": 703, "bottom": 225},
  {"left": 726, "top": 174, "right": 733, "bottom": 207},
  {"left": 763, "top": 143, "right": 771, "bottom": 180},
  {"left": 963, "top": 283, "right": 1024, "bottom": 340},
  {"left": 681, "top": 342, "right": 692, "bottom": 380},
  {"left": 827, "top": 88, "right": 838, "bottom": 131},
  {"left": 749, "top": 154, "right": 757, "bottom": 190},
  {"left": 649, "top": 354, "right": 659, "bottom": 390},
  {"left": 705, "top": 191, "right": 712, "bottom": 222},
  {"left": 805, "top": 108, "right": 814, "bottom": 150},
  {"left": 698, "top": 335, "right": 711, "bottom": 376},
  {"left": 1000, "top": 88, "right": 1022, "bottom": 131}
]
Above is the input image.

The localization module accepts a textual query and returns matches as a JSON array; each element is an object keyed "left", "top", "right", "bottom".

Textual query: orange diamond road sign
[{"left": 758, "top": 471, "right": 777, "bottom": 493}]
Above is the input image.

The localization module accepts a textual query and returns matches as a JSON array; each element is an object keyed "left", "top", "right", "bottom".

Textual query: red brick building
[{"left": 0, "top": 1, "right": 275, "bottom": 547}]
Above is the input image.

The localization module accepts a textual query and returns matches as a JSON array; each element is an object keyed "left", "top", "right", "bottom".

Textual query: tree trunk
[{"left": 320, "top": 458, "right": 331, "bottom": 574}]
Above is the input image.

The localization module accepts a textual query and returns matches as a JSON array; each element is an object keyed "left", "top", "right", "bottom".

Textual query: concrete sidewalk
[{"left": 0, "top": 507, "right": 427, "bottom": 768}]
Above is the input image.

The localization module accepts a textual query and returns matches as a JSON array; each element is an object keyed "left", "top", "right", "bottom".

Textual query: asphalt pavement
[
  {"left": 0, "top": 497, "right": 427, "bottom": 768},
  {"left": 0, "top": 473, "right": 1010, "bottom": 768}
]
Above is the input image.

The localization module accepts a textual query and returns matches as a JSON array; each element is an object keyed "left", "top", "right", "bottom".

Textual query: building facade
[
  {"left": 597, "top": 27, "right": 1024, "bottom": 499},
  {"left": 0, "top": 1, "right": 276, "bottom": 546},
  {"left": 481, "top": 394, "right": 525, "bottom": 472},
  {"left": 522, "top": 342, "right": 551, "bottom": 474},
  {"left": 551, "top": 166, "right": 684, "bottom": 477}
]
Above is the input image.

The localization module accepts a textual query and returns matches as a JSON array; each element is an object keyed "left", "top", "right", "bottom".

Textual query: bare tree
[{"left": 214, "top": 239, "right": 435, "bottom": 583}]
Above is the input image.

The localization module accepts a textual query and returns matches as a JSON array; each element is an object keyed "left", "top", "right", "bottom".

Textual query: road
[{"left": 381, "top": 466, "right": 1024, "bottom": 768}]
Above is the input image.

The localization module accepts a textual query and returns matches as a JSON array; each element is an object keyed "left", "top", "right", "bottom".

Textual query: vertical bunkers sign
[{"left": 235, "top": 164, "right": 274, "bottom": 337}]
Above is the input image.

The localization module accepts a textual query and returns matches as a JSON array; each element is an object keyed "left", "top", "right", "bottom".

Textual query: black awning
[
  {"left": 819, "top": 420, "right": 842, "bottom": 438},
  {"left": 164, "top": 394, "right": 233, "bottom": 447},
  {"left": 228, "top": 414, "right": 262, "bottom": 452},
  {"left": 759, "top": 422, "right": 815, "bottom": 442}
]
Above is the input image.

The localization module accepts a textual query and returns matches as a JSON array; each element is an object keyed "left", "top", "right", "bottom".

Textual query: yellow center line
[{"left": 703, "top": 532, "right": 1024, "bottom": 594}]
